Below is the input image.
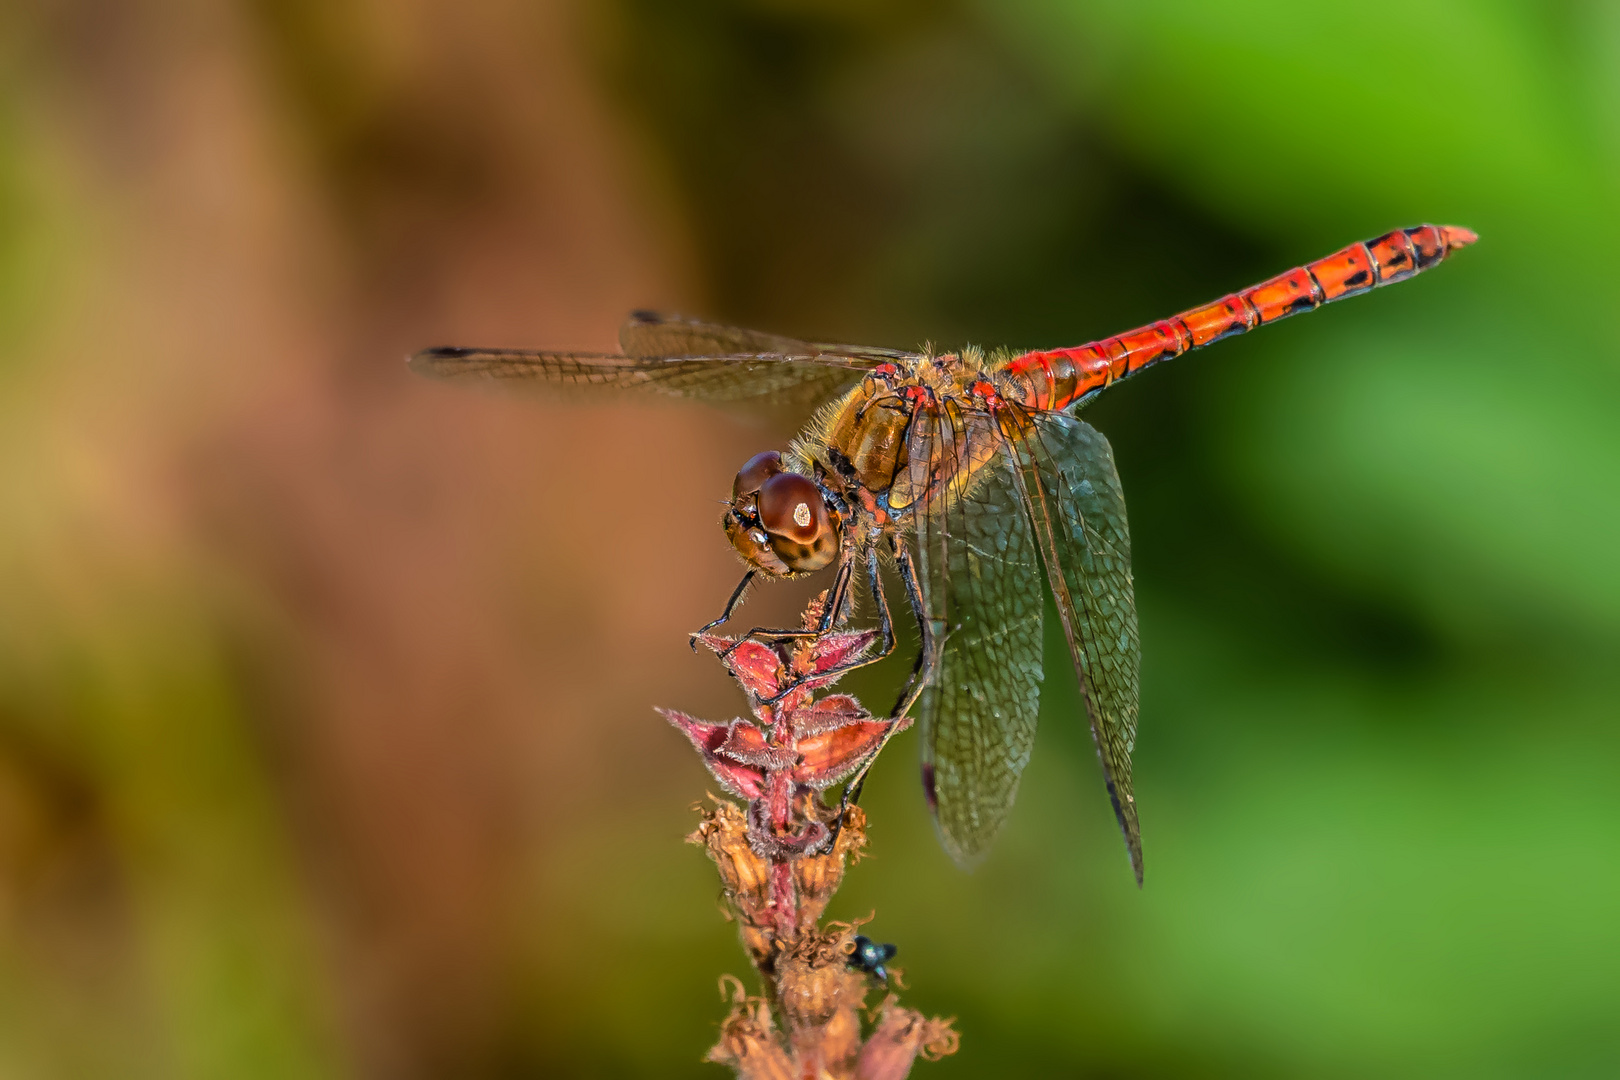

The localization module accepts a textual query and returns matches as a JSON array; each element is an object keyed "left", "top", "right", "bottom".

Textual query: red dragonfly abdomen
[{"left": 999, "top": 224, "right": 1477, "bottom": 413}]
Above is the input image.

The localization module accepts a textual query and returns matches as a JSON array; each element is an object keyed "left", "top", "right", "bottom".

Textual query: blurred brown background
[{"left": 2, "top": 1, "right": 1617, "bottom": 1077}]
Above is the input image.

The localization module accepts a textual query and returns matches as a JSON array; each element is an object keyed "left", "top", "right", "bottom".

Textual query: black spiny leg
[
  {"left": 690, "top": 569, "right": 756, "bottom": 649},
  {"left": 756, "top": 542, "right": 899, "bottom": 707},
  {"left": 880, "top": 533, "right": 940, "bottom": 724},
  {"left": 822, "top": 533, "right": 937, "bottom": 850},
  {"left": 715, "top": 556, "right": 857, "bottom": 668}
]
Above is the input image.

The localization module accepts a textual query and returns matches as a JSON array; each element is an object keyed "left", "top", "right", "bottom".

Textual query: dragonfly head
[{"left": 724, "top": 451, "right": 840, "bottom": 576}]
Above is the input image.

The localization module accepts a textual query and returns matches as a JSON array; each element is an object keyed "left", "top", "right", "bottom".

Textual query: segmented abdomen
[{"left": 999, "top": 224, "right": 1477, "bottom": 413}]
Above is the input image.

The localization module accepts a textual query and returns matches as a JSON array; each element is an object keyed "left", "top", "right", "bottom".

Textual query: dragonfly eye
[
  {"left": 758, "top": 472, "right": 839, "bottom": 572},
  {"left": 733, "top": 450, "right": 783, "bottom": 498},
  {"left": 723, "top": 464, "right": 840, "bottom": 576},
  {"left": 758, "top": 473, "right": 827, "bottom": 543}
]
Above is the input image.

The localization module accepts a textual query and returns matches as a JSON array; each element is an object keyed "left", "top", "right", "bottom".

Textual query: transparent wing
[
  {"left": 409, "top": 345, "right": 873, "bottom": 405},
  {"left": 620, "top": 310, "right": 922, "bottom": 368},
  {"left": 618, "top": 310, "right": 822, "bottom": 357},
  {"left": 616, "top": 311, "right": 918, "bottom": 407},
  {"left": 910, "top": 433, "right": 1045, "bottom": 868},
  {"left": 1008, "top": 410, "right": 1143, "bottom": 884}
]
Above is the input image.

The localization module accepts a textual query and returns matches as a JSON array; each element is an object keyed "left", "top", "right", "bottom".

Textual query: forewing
[
  {"left": 618, "top": 310, "right": 818, "bottom": 357},
  {"left": 1009, "top": 411, "right": 1143, "bottom": 883},
  {"left": 617, "top": 311, "right": 916, "bottom": 406},
  {"left": 621, "top": 310, "right": 923, "bottom": 367},
  {"left": 911, "top": 437, "right": 1045, "bottom": 867},
  {"left": 409, "top": 345, "right": 871, "bottom": 405}
]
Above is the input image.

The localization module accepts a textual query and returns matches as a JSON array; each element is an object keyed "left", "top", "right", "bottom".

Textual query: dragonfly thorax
[
  {"left": 793, "top": 345, "right": 1012, "bottom": 528},
  {"left": 723, "top": 450, "right": 841, "bottom": 576}
]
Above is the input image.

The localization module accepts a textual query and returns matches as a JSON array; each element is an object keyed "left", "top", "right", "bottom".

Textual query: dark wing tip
[
  {"left": 627, "top": 309, "right": 661, "bottom": 323},
  {"left": 409, "top": 346, "right": 483, "bottom": 379},
  {"left": 410, "top": 345, "right": 469, "bottom": 364},
  {"left": 1122, "top": 810, "right": 1145, "bottom": 888},
  {"left": 1103, "top": 774, "right": 1144, "bottom": 887}
]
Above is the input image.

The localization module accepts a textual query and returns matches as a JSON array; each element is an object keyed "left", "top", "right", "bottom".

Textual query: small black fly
[{"left": 849, "top": 935, "right": 898, "bottom": 982}]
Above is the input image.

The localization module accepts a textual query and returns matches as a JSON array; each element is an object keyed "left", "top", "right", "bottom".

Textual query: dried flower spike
[{"left": 668, "top": 591, "right": 956, "bottom": 1078}]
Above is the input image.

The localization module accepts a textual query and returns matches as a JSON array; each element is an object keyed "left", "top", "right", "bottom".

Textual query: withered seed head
[
  {"left": 706, "top": 992, "right": 794, "bottom": 1079},
  {"left": 775, "top": 925, "right": 869, "bottom": 1031},
  {"left": 856, "top": 997, "right": 961, "bottom": 1076},
  {"left": 689, "top": 800, "right": 779, "bottom": 968},
  {"left": 793, "top": 805, "right": 865, "bottom": 929}
]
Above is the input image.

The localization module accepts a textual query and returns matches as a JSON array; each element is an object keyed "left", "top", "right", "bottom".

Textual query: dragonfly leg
[
  {"left": 757, "top": 543, "right": 898, "bottom": 707},
  {"left": 821, "top": 534, "right": 937, "bottom": 851},
  {"left": 715, "top": 557, "right": 856, "bottom": 667},
  {"left": 861, "top": 544, "right": 896, "bottom": 665},
  {"left": 884, "top": 533, "right": 941, "bottom": 723},
  {"left": 819, "top": 554, "right": 859, "bottom": 634},
  {"left": 689, "top": 570, "right": 756, "bottom": 650}
]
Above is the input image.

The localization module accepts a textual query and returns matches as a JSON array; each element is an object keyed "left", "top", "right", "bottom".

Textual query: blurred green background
[{"left": 1, "top": 0, "right": 1616, "bottom": 1076}]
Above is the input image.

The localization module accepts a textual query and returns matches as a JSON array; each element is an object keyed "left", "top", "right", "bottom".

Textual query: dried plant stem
[{"left": 665, "top": 593, "right": 959, "bottom": 1078}]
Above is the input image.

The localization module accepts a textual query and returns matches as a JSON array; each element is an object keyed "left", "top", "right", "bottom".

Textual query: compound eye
[
  {"left": 733, "top": 451, "right": 783, "bottom": 499},
  {"left": 757, "top": 472, "right": 828, "bottom": 544}
]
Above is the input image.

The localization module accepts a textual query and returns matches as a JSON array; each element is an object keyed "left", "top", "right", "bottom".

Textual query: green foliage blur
[{"left": 1, "top": 1, "right": 1616, "bottom": 1077}]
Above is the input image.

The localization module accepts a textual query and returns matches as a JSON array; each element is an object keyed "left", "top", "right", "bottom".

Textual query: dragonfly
[{"left": 412, "top": 224, "right": 1477, "bottom": 883}]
